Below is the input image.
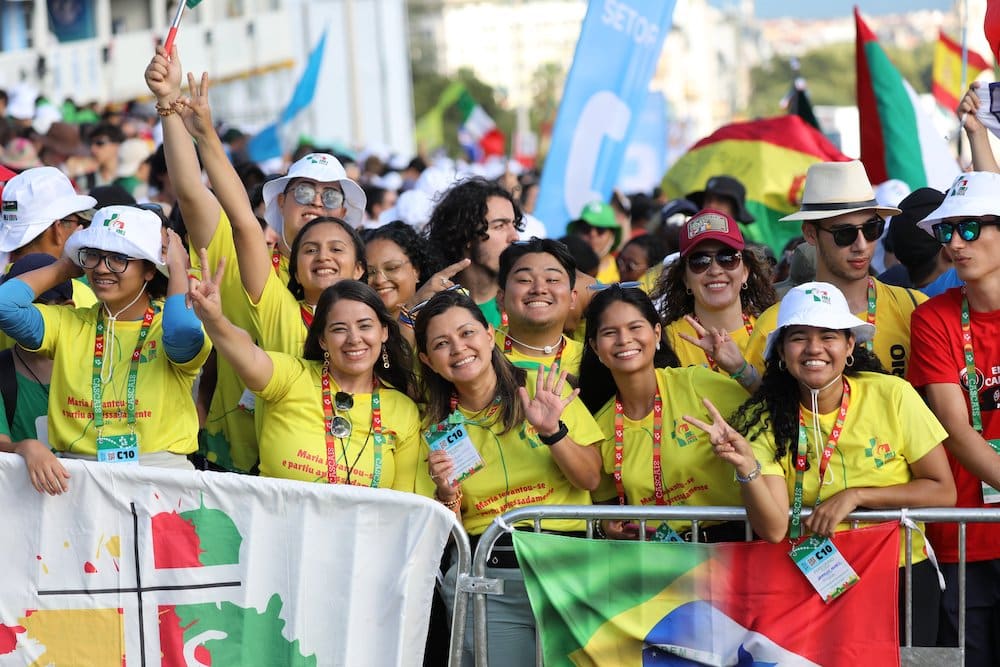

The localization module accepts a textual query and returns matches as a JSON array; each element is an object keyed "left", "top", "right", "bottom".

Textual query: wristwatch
[{"left": 538, "top": 420, "right": 568, "bottom": 446}]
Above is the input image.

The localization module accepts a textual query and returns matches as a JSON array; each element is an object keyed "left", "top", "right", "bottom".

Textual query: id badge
[
  {"left": 237, "top": 388, "right": 256, "bottom": 414},
  {"left": 651, "top": 521, "right": 685, "bottom": 543},
  {"left": 983, "top": 440, "right": 1000, "bottom": 504},
  {"left": 97, "top": 434, "right": 139, "bottom": 464},
  {"left": 428, "top": 422, "right": 484, "bottom": 485},
  {"left": 789, "top": 535, "right": 859, "bottom": 603}
]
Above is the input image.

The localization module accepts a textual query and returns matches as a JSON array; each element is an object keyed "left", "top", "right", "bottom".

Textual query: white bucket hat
[
  {"left": 917, "top": 172, "right": 1000, "bottom": 235},
  {"left": 64, "top": 206, "right": 165, "bottom": 270},
  {"left": 0, "top": 167, "right": 96, "bottom": 252},
  {"left": 763, "top": 281, "right": 875, "bottom": 361},
  {"left": 780, "top": 161, "right": 901, "bottom": 222},
  {"left": 261, "top": 153, "right": 366, "bottom": 237}
]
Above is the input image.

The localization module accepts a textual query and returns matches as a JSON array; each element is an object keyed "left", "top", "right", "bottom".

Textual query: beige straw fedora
[{"left": 780, "top": 161, "right": 902, "bottom": 222}]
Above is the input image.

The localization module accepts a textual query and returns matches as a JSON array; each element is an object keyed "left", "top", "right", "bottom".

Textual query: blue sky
[{"left": 710, "top": 0, "right": 954, "bottom": 20}]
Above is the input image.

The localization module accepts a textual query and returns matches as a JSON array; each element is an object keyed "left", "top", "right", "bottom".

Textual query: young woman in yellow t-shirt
[
  {"left": 578, "top": 284, "right": 749, "bottom": 542},
  {"left": 685, "top": 281, "right": 955, "bottom": 646},
  {"left": 190, "top": 260, "right": 420, "bottom": 491},
  {"left": 412, "top": 287, "right": 603, "bottom": 667}
]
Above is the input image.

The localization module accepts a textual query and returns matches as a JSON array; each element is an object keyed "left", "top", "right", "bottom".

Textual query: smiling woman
[{"left": 362, "top": 221, "right": 440, "bottom": 318}]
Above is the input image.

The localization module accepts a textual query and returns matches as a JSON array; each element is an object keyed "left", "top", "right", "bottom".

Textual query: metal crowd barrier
[
  {"left": 446, "top": 517, "right": 474, "bottom": 667},
  {"left": 449, "top": 505, "right": 1000, "bottom": 667}
]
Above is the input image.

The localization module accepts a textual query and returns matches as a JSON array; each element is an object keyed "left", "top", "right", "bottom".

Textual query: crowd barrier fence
[{"left": 448, "top": 505, "right": 1000, "bottom": 667}]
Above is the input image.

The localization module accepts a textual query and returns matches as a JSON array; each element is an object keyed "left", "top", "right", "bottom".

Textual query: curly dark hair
[
  {"left": 652, "top": 247, "right": 776, "bottom": 324},
  {"left": 578, "top": 285, "right": 681, "bottom": 414},
  {"left": 287, "top": 216, "right": 366, "bottom": 301},
  {"left": 413, "top": 288, "right": 527, "bottom": 433},
  {"left": 302, "top": 280, "right": 416, "bottom": 398},
  {"left": 424, "top": 178, "right": 525, "bottom": 266},
  {"left": 728, "top": 333, "right": 885, "bottom": 469},
  {"left": 361, "top": 221, "right": 442, "bottom": 287}
]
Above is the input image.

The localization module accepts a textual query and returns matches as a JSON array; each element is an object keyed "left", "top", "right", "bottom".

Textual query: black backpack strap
[{"left": 0, "top": 348, "right": 17, "bottom": 430}]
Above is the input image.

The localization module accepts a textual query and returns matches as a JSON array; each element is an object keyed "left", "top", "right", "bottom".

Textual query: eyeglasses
[
  {"left": 367, "top": 259, "right": 411, "bottom": 282},
  {"left": 289, "top": 182, "right": 345, "bottom": 210},
  {"left": 587, "top": 281, "right": 642, "bottom": 292},
  {"left": 815, "top": 217, "right": 885, "bottom": 247},
  {"left": 78, "top": 249, "right": 134, "bottom": 274},
  {"left": 931, "top": 218, "right": 1000, "bottom": 244},
  {"left": 330, "top": 391, "right": 353, "bottom": 439},
  {"left": 616, "top": 257, "right": 647, "bottom": 274},
  {"left": 686, "top": 250, "right": 743, "bottom": 274}
]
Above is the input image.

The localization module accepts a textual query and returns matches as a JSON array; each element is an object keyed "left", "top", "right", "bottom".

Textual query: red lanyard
[
  {"left": 271, "top": 248, "right": 282, "bottom": 275},
  {"left": 613, "top": 387, "right": 663, "bottom": 505},
  {"left": 503, "top": 334, "right": 565, "bottom": 369},
  {"left": 696, "top": 313, "right": 754, "bottom": 371},
  {"left": 320, "top": 373, "right": 384, "bottom": 487},
  {"left": 790, "top": 378, "right": 850, "bottom": 539},
  {"left": 300, "top": 303, "right": 314, "bottom": 328}
]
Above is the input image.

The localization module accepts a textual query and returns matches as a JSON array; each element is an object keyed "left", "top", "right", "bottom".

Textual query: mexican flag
[
  {"left": 457, "top": 88, "right": 505, "bottom": 161},
  {"left": 855, "top": 8, "right": 960, "bottom": 191},
  {"left": 514, "top": 523, "right": 900, "bottom": 666}
]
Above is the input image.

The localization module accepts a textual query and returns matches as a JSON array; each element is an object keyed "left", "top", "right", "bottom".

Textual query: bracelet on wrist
[
  {"left": 537, "top": 420, "right": 568, "bottom": 446},
  {"left": 436, "top": 487, "right": 462, "bottom": 511},
  {"left": 735, "top": 459, "right": 762, "bottom": 484},
  {"left": 592, "top": 520, "right": 607, "bottom": 540},
  {"left": 155, "top": 101, "right": 178, "bottom": 117},
  {"left": 729, "top": 360, "right": 749, "bottom": 380}
]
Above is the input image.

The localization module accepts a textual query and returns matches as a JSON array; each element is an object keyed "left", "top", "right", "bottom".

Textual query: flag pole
[
  {"left": 958, "top": 0, "right": 969, "bottom": 157},
  {"left": 162, "top": 2, "right": 187, "bottom": 56}
]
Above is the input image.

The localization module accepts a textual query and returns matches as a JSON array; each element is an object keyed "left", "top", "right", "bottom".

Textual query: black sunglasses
[
  {"left": 330, "top": 391, "right": 354, "bottom": 438},
  {"left": 686, "top": 250, "right": 742, "bottom": 274},
  {"left": 931, "top": 218, "right": 1000, "bottom": 244},
  {"left": 815, "top": 217, "right": 885, "bottom": 247}
]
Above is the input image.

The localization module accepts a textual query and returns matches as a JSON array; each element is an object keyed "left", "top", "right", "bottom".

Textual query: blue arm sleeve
[
  {"left": 162, "top": 294, "right": 206, "bottom": 364},
  {"left": 0, "top": 279, "right": 45, "bottom": 349}
]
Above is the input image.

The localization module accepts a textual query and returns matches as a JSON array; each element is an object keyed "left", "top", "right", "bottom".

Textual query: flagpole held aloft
[{"left": 163, "top": 0, "right": 202, "bottom": 56}]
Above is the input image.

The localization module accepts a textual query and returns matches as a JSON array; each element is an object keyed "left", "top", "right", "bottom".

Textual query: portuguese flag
[
  {"left": 514, "top": 523, "right": 900, "bottom": 666},
  {"left": 855, "top": 8, "right": 959, "bottom": 193},
  {"left": 662, "top": 114, "right": 849, "bottom": 253}
]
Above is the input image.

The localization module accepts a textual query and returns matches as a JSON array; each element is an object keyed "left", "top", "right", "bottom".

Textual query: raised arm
[
  {"left": 175, "top": 72, "right": 272, "bottom": 303},
  {"left": 144, "top": 45, "right": 222, "bottom": 253},
  {"left": 959, "top": 82, "right": 1000, "bottom": 173}
]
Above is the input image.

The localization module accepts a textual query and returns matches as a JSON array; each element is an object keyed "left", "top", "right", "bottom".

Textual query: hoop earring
[
  {"left": 741, "top": 282, "right": 748, "bottom": 291},
  {"left": 382, "top": 347, "right": 390, "bottom": 369},
  {"left": 846, "top": 354, "right": 854, "bottom": 367},
  {"left": 778, "top": 359, "right": 786, "bottom": 371},
  {"left": 685, "top": 287, "right": 693, "bottom": 295},
  {"left": 322, "top": 350, "right": 330, "bottom": 374}
]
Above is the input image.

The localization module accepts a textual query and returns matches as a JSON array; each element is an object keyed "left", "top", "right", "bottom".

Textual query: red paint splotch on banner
[
  {"left": 84, "top": 561, "right": 98, "bottom": 574},
  {"left": 195, "top": 645, "right": 212, "bottom": 665},
  {"left": 151, "top": 511, "right": 202, "bottom": 568},
  {"left": 158, "top": 605, "right": 200, "bottom": 667},
  {"left": 0, "top": 623, "right": 25, "bottom": 654}
]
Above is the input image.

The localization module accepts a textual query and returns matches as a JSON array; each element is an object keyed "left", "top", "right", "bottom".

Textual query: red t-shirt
[{"left": 909, "top": 287, "right": 1000, "bottom": 563}]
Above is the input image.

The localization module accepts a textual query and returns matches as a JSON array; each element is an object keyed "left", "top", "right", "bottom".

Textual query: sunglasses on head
[
  {"left": 815, "top": 217, "right": 885, "bottom": 247},
  {"left": 686, "top": 249, "right": 742, "bottom": 274},
  {"left": 289, "top": 181, "right": 345, "bottom": 210},
  {"left": 330, "top": 391, "right": 354, "bottom": 438},
  {"left": 931, "top": 218, "right": 1000, "bottom": 244},
  {"left": 409, "top": 284, "right": 471, "bottom": 317}
]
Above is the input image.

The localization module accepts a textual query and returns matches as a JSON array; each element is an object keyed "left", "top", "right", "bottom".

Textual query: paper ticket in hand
[{"left": 429, "top": 423, "right": 484, "bottom": 485}]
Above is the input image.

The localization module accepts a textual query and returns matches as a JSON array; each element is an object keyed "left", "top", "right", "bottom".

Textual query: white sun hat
[
  {"left": 763, "top": 281, "right": 874, "bottom": 361},
  {"left": 780, "top": 161, "right": 901, "bottom": 222},
  {"left": 916, "top": 172, "right": 1000, "bottom": 235},
  {"left": 64, "top": 206, "right": 165, "bottom": 269},
  {"left": 261, "top": 153, "right": 366, "bottom": 235},
  {"left": 0, "top": 167, "right": 96, "bottom": 252}
]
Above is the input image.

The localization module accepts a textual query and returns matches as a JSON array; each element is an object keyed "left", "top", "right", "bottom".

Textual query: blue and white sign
[
  {"left": 535, "top": 0, "right": 675, "bottom": 236},
  {"left": 616, "top": 90, "right": 668, "bottom": 194}
]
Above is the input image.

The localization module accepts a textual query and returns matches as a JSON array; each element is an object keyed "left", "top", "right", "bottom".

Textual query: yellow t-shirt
[
  {"left": 745, "top": 279, "right": 926, "bottom": 378},
  {"left": 33, "top": 301, "right": 211, "bottom": 456},
  {"left": 415, "top": 373, "right": 606, "bottom": 536},
  {"left": 663, "top": 315, "right": 757, "bottom": 370},
  {"left": 256, "top": 352, "right": 419, "bottom": 492},
  {"left": 750, "top": 372, "right": 946, "bottom": 565},
  {"left": 591, "top": 366, "right": 749, "bottom": 531},
  {"left": 189, "top": 211, "right": 272, "bottom": 472},
  {"left": 494, "top": 329, "right": 584, "bottom": 378},
  {"left": 248, "top": 269, "right": 308, "bottom": 356},
  {"left": 638, "top": 263, "right": 664, "bottom": 294},
  {"left": 594, "top": 255, "right": 620, "bottom": 285}
]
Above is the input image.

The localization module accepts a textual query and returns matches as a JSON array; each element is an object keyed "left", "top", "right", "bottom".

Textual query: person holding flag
[{"left": 685, "top": 281, "right": 955, "bottom": 646}]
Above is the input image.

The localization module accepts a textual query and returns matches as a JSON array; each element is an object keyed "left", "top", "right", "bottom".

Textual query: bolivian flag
[
  {"left": 662, "top": 115, "right": 850, "bottom": 254},
  {"left": 514, "top": 522, "right": 900, "bottom": 666}
]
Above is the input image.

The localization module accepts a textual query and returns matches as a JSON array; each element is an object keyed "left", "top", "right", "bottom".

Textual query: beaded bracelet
[
  {"left": 398, "top": 307, "right": 415, "bottom": 328},
  {"left": 437, "top": 488, "right": 462, "bottom": 511},
  {"left": 155, "top": 101, "right": 178, "bottom": 117},
  {"left": 735, "top": 459, "right": 762, "bottom": 484}
]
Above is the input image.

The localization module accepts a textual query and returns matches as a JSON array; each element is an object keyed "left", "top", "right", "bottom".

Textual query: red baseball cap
[
  {"left": 678, "top": 208, "right": 745, "bottom": 256},
  {"left": 0, "top": 164, "right": 15, "bottom": 201}
]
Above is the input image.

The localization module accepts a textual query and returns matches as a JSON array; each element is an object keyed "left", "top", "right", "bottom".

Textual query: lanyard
[
  {"left": 613, "top": 387, "right": 663, "bottom": 505},
  {"left": 961, "top": 291, "right": 985, "bottom": 433},
  {"left": 300, "top": 303, "right": 314, "bottom": 328},
  {"left": 503, "top": 334, "right": 565, "bottom": 369},
  {"left": 790, "top": 378, "right": 850, "bottom": 539},
  {"left": 92, "top": 307, "right": 155, "bottom": 436},
  {"left": 501, "top": 309, "right": 508, "bottom": 328},
  {"left": 863, "top": 277, "right": 876, "bottom": 353},
  {"left": 271, "top": 248, "right": 282, "bottom": 275},
  {"left": 321, "top": 373, "right": 384, "bottom": 487},
  {"left": 696, "top": 313, "right": 754, "bottom": 371}
]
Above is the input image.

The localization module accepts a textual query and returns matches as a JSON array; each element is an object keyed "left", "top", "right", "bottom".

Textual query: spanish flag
[
  {"left": 514, "top": 523, "right": 900, "bottom": 666},
  {"left": 932, "top": 30, "right": 991, "bottom": 111}
]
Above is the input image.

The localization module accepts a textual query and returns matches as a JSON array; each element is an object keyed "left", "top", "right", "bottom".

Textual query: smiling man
[
  {"left": 744, "top": 161, "right": 926, "bottom": 378},
  {"left": 495, "top": 238, "right": 583, "bottom": 377}
]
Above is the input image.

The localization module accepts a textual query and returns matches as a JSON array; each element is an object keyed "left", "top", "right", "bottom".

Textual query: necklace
[{"left": 503, "top": 332, "right": 565, "bottom": 355}]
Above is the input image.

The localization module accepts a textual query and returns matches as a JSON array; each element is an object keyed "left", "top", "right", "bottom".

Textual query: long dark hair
[
  {"left": 413, "top": 288, "right": 527, "bottom": 433},
  {"left": 302, "top": 280, "right": 416, "bottom": 398},
  {"left": 578, "top": 285, "right": 681, "bottom": 414},
  {"left": 728, "top": 330, "right": 885, "bottom": 468},
  {"left": 652, "top": 247, "right": 776, "bottom": 324},
  {"left": 287, "top": 216, "right": 367, "bottom": 300}
]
